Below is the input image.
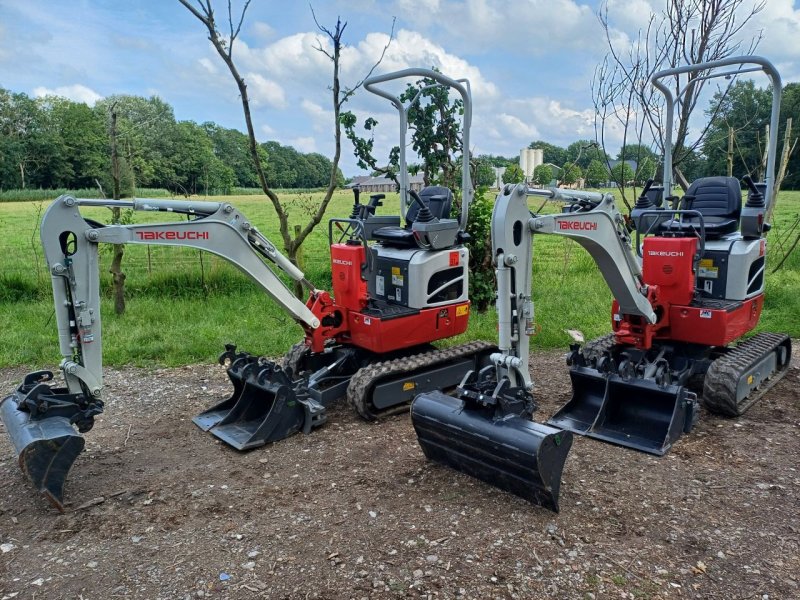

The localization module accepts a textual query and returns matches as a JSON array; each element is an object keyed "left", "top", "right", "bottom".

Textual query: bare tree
[
  {"left": 593, "top": 0, "right": 765, "bottom": 201},
  {"left": 178, "top": 1, "right": 393, "bottom": 292}
]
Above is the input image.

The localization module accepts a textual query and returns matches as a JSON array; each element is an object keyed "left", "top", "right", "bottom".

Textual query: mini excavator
[
  {"left": 411, "top": 56, "right": 791, "bottom": 510},
  {"left": 1, "top": 69, "right": 505, "bottom": 510}
]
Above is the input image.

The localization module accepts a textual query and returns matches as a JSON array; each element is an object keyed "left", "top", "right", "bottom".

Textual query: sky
[{"left": 1, "top": 0, "right": 799, "bottom": 177}]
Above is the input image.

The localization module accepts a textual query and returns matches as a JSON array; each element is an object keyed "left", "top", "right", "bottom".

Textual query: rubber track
[
  {"left": 581, "top": 333, "right": 616, "bottom": 362},
  {"left": 347, "top": 340, "right": 497, "bottom": 420},
  {"left": 702, "top": 332, "right": 791, "bottom": 417}
]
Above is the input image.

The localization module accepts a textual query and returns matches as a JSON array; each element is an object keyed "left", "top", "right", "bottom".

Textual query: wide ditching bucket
[
  {"left": 547, "top": 365, "right": 698, "bottom": 456},
  {"left": 0, "top": 376, "right": 88, "bottom": 512},
  {"left": 411, "top": 391, "right": 573, "bottom": 512},
  {"left": 193, "top": 346, "right": 319, "bottom": 451}
]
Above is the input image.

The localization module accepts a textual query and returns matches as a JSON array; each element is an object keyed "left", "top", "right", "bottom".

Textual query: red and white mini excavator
[
  {"left": 411, "top": 56, "right": 791, "bottom": 510},
  {"left": 1, "top": 69, "right": 511, "bottom": 510}
]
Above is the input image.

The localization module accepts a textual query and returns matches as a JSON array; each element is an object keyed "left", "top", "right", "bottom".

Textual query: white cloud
[
  {"left": 198, "top": 57, "right": 217, "bottom": 74},
  {"left": 288, "top": 136, "right": 317, "bottom": 153},
  {"left": 496, "top": 114, "right": 539, "bottom": 139},
  {"left": 245, "top": 73, "right": 288, "bottom": 109},
  {"left": 261, "top": 123, "right": 275, "bottom": 137},
  {"left": 251, "top": 21, "right": 276, "bottom": 41},
  {"left": 32, "top": 83, "right": 102, "bottom": 105}
]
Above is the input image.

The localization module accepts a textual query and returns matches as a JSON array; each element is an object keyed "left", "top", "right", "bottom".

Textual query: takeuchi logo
[
  {"left": 135, "top": 231, "right": 209, "bottom": 240},
  {"left": 558, "top": 220, "right": 598, "bottom": 231}
]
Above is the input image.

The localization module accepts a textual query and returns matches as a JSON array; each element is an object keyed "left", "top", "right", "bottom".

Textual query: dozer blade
[
  {"left": 0, "top": 394, "right": 84, "bottom": 512},
  {"left": 548, "top": 366, "right": 697, "bottom": 456},
  {"left": 201, "top": 361, "right": 307, "bottom": 451},
  {"left": 411, "top": 391, "right": 573, "bottom": 512}
]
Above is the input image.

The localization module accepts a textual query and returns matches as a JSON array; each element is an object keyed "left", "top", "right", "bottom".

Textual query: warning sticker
[
  {"left": 403, "top": 382, "right": 416, "bottom": 391},
  {"left": 700, "top": 309, "right": 713, "bottom": 319},
  {"left": 456, "top": 305, "right": 469, "bottom": 317},
  {"left": 391, "top": 266, "right": 404, "bottom": 287},
  {"left": 698, "top": 258, "right": 718, "bottom": 279},
  {"left": 376, "top": 275, "right": 384, "bottom": 296}
]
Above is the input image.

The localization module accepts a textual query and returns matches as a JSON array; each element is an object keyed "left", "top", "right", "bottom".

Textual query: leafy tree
[
  {"left": 502, "top": 163, "right": 524, "bottom": 184},
  {"left": 532, "top": 164, "right": 553, "bottom": 186},
  {"left": 565, "top": 140, "right": 608, "bottom": 169},
  {"left": 779, "top": 83, "right": 800, "bottom": 189},
  {"left": 634, "top": 156, "right": 656, "bottom": 186},
  {"left": 47, "top": 97, "right": 108, "bottom": 188},
  {"left": 585, "top": 159, "right": 608, "bottom": 188},
  {"left": 611, "top": 162, "right": 634, "bottom": 186},
  {"left": 702, "top": 80, "right": 772, "bottom": 181},
  {"left": 203, "top": 123, "right": 259, "bottom": 187},
  {"left": 560, "top": 163, "right": 582, "bottom": 186},
  {"left": 95, "top": 95, "right": 178, "bottom": 194}
]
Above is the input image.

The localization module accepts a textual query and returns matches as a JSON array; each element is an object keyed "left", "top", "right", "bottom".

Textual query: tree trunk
[{"left": 109, "top": 108, "right": 126, "bottom": 315}]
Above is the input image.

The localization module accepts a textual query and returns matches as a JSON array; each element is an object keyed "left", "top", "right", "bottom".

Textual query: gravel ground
[{"left": 0, "top": 346, "right": 798, "bottom": 600}]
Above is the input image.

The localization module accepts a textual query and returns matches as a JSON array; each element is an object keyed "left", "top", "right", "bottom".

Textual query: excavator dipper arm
[{"left": 1, "top": 195, "right": 320, "bottom": 510}]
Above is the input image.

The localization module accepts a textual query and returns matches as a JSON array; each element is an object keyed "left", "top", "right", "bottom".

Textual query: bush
[{"left": 465, "top": 186, "right": 496, "bottom": 311}]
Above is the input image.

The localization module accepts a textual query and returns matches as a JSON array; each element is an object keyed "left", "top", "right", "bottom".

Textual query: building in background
[{"left": 520, "top": 148, "right": 544, "bottom": 182}]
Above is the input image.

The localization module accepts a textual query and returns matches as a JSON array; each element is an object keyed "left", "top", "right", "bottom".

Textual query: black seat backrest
[
  {"left": 681, "top": 176, "right": 742, "bottom": 221},
  {"left": 405, "top": 186, "right": 453, "bottom": 226}
]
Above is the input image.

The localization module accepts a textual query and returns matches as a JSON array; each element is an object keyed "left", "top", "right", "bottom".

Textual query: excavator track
[
  {"left": 580, "top": 333, "right": 616, "bottom": 363},
  {"left": 702, "top": 332, "right": 792, "bottom": 417},
  {"left": 347, "top": 341, "right": 497, "bottom": 420}
]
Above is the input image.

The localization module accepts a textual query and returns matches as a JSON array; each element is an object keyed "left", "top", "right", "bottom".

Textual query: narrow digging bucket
[
  {"left": 411, "top": 391, "right": 573, "bottom": 512},
  {"left": 193, "top": 347, "right": 259, "bottom": 432},
  {"left": 548, "top": 367, "right": 697, "bottom": 456},
  {"left": 0, "top": 394, "right": 84, "bottom": 512},
  {"left": 204, "top": 362, "right": 305, "bottom": 451}
]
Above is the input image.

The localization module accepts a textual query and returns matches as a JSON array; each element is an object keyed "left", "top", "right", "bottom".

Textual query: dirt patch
[{"left": 1, "top": 348, "right": 798, "bottom": 600}]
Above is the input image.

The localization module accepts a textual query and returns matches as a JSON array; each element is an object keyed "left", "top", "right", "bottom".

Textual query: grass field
[{"left": 0, "top": 188, "right": 798, "bottom": 367}]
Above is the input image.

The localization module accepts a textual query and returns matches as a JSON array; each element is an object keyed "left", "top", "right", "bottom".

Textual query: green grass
[{"left": 0, "top": 189, "right": 797, "bottom": 367}]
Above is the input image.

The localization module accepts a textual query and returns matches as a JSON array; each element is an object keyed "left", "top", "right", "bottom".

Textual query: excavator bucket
[
  {"left": 548, "top": 366, "right": 698, "bottom": 455},
  {"left": 1, "top": 387, "right": 85, "bottom": 512},
  {"left": 411, "top": 391, "right": 573, "bottom": 512},
  {"left": 193, "top": 347, "right": 320, "bottom": 451},
  {"left": 192, "top": 346, "right": 260, "bottom": 432}
]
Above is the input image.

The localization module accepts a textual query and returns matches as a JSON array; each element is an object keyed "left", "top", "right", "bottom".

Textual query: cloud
[
  {"left": 251, "top": 21, "right": 276, "bottom": 41},
  {"left": 32, "top": 84, "right": 103, "bottom": 105},
  {"left": 288, "top": 136, "right": 317, "bottom": 153},
  {"left": 198, "top": 57, "right": 218, "bottom": 74},
  {"left": 245, "top": 73, "right": 288, "bottom": 109}
]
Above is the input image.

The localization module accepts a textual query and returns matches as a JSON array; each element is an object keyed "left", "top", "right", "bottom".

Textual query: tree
[
  {"left": 585, "top": 159, "right": 607, "bottom": 188},
  {"left": 702, "top": 80, "right": 772, "bottom": 180},
  {"left": 560, "top": 163, "right": 582, "bottom": 186},
  {"left": 502, "top": 163, "right": 524, "bottom": 184},
  {"left": 565, "top": 140, "right": 608, "bottom": 169},
  {"left": 634, "top": 156, "right": 656, "bottom": 186},
  {"left": 593, "top": 0, "right": 765, "bottom": 205},
  {"left": 610, "top": 162, "right": 634, "bottom": 186},
  {"left": 780, "top": 83, "right": 800, "bottom": 189},
  {"left": 179, "top": 1, "right": 393, "bottom": 295},
  {"left": 95, "top": 95, "right": 178, "bottom": 194},
  {"left": 48, "top": 97, "right": 109, "bottom": 188},
  {"left": 532, "top": 164, "right": 553, "bottom": 186}
]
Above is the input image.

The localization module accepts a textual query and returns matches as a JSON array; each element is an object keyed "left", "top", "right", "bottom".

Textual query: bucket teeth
[{"left": 411, "top": 391, "right": 573, "bottom": 512}]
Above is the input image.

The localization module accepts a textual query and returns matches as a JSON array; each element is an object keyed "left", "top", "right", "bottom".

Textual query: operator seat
[
  {"left": 371, "top": 186, "right": 455, "bottom": 248},
  {"left": 660, "top": 176, "right": 742, "bottom": 240}
]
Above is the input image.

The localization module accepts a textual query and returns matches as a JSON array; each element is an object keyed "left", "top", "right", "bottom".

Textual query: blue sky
[{"left": 1, "top": 0, "right": 799, "bottom": 176}]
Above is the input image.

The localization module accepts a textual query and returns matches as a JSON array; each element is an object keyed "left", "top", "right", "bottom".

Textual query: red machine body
[
  {"left": 612, "top": 236, "right": 763, "bottom": 350},
  {"left": 305, "top": 242, "right": 469, "bottom": 354}
]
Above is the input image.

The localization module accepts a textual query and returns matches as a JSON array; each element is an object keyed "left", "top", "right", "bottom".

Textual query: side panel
[
  {"left": 346, "top": 302, "right": 470, "bottom": 353},
  {"left": 642, "top": 237, "right": 697, "bottom": 306},
  {"left": 330, "top": 243, "right": 368, "bottom": 311},
  {"left": 668, "top": 296, "right": 763, "bottom": 346}
]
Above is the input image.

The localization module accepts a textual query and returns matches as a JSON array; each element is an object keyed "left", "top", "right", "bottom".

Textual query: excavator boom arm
[{"left": 42, "top": 195, "right": 320, "bottom": 399}]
